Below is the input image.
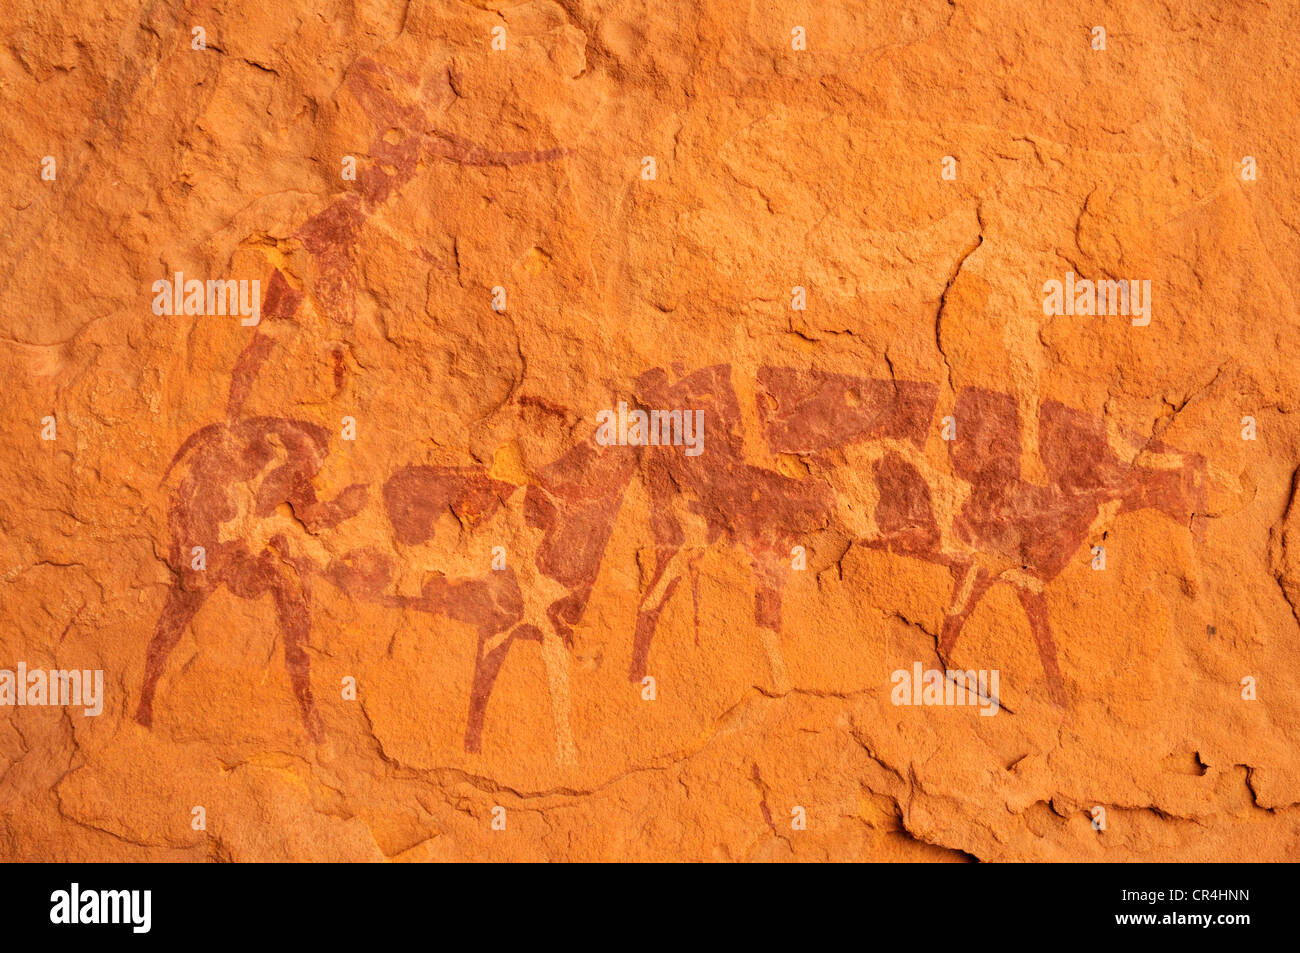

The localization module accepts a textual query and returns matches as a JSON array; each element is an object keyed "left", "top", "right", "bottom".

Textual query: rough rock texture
[{"left": 2, "top": 0, "right": 1299, "bottom": 861}]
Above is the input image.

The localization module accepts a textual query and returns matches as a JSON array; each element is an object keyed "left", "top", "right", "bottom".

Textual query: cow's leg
[
  {"left": 752, "top": 551, "right": 791, "bottom": 694},
  {"left": 687, "top": 552, "right": 705, "bottom": 646},
  {"left": 630, "top": 545, "right": 684, "bottom": 682},
  {"left": 755, "top": 586, "right": 791, "bottom": 694},
  {"left": 514, "top": 573, "right": 580, "bottom": 766},
  {"left": 420, "top": 570, "right": 533, "bottom": 757},
  {"left": 465, "top": 623, "right": 540, "bottom": 754},
  {"left": 630, "top": 487, "right": 688, "bottom": 681},
  {"left": 136, "top": 583, "right": 209, "bottom": 729},
  {"left": 465, "top": 626, "right": 506, "bottom": 755},
  {"left": 1014, "top": 584, "right": 1068, "bottom": 707},
  {"left": 270, "top": 576, "right": 323, "bottom": 741},
  {"left": 539, "top": 628, "right": 577, "bottom": 766},
  {"left": 468, "top": 566, "right": 578, "bottom": 765},
  {"left": 938, "top": 564, "right": 995, "bottom": 656}
]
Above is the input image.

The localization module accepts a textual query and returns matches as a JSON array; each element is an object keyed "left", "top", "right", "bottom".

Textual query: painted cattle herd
[
  {"left": 133, "top": 56, "right": 1210, "bottom": 763},
  {"left": 136, "top": 342, "right": 1207, "bottom": 762}
]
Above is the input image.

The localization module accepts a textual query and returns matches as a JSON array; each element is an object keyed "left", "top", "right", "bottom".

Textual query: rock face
[{"left": 1, "top": 0, "right": 1298, "bottom": 862}]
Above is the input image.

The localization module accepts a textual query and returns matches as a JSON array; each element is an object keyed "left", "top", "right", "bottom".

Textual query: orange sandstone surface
[{"left": 1, "top": 0, "right": 1299, "bottom": 861}]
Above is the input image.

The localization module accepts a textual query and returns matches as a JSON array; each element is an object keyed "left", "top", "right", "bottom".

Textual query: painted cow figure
[{"left": 757, "top": 368, "right": 1208, "bottom": 705}]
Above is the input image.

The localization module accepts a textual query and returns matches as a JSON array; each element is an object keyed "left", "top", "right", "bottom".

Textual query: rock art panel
[{"left": 2, "top": 0, "right": 1298, "bottom": 862}]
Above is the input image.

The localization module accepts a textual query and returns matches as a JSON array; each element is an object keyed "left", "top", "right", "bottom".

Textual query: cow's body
[{"left": 136, "top": 416, "right": 367, "bottom": 740}]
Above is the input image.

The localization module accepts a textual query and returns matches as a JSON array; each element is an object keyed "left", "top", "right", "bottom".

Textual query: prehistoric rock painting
[
  {"left": 141, "top": 412, "right": 634, "bottom": 760},
  {"left": 12, "top": 0, "right": 1297, "bottom": 866},
  {"left": 135, "top": 413, "right": 367, "bottom": 741},
  {"left": 754, "top": 368, "right": 1209, "bottom": 705},
  {"left": 133, "top": 54, "right": 1213, "bottom": 760},
  {"left": 619, "top": 364, "right": 1209, "bottom": 710},
  {"left": 298, "top": 56, "right": 567, "bottom": 328},
  {"left": 325, "top": 442, "right": 635, "bottom": 764},
  {"left": 632, "top": 365, "right": 837, "bottom": 693},
  {"left": 140, "top": 348, "right": 1209, "bottom": 759},
  {"left": 135, "top": 53, "right": 571, "bottom": 745}
]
